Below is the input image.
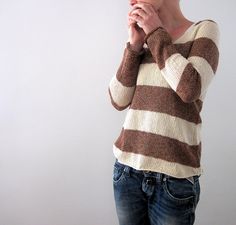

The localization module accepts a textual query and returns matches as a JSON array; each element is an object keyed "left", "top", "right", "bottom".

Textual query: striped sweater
[{"left": 108, "top": 19, "right": 220, "bottom": 178}]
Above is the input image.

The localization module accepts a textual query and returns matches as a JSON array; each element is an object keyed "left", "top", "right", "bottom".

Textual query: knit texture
[{"left": 108, "top": 19, "right": 220, "bottom": 178}]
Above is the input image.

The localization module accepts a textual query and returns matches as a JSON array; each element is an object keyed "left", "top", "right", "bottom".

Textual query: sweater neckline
[
  {"left": 172, "top": 20, "right": 201, "bottom": 43},
  {"left": 143, "top": 20, "right": 204, "bottom": 49}
]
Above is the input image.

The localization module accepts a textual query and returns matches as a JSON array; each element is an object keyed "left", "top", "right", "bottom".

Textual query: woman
[{"left": 108, "top": 0, "right": 220, "bottom": 224}]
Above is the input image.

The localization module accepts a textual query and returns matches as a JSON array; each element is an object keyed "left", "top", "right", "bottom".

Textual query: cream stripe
[
  {"left": 160, "top": 40, "right": 216, "bottom": 95},
  {"left": 123, "top": 109, "right": 201, "bottom": 145},
  {"left": 174, "top": 20, "right": 219, "bottom": 47},
  {"left": 113, "top": 145, "right": 203, "bottom": 178},
  {"left": 136, "top": 63, "right": 170, "bottom": 88},
  {"left": 188, "top": 56, "right": 215, "bottom": 100},
  {"left": 109, "top": 75, "right": 135, "bottom": 107},
  {"left": 160, "top": 53, "right": 189, "bottom": 91},
  {"left": 194, "top": 21, "right": 220, "bottom": 48}
]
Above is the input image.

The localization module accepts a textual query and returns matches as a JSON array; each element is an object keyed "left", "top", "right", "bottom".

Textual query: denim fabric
[{"left": 112, "top": 159, "right": 201, "bottom": 225}]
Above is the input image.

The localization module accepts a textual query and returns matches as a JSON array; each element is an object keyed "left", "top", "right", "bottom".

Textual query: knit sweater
[{"left": 108, "top": 19, "right": 220, "bottom": 178}]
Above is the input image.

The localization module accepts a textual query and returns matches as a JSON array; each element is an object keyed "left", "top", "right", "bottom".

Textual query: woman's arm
[
  {"left": 108, "top": 42, "right": 145, "bottom": 111},
  {"left": 145, "top": 20, "right": 220, "bottom": 103}
]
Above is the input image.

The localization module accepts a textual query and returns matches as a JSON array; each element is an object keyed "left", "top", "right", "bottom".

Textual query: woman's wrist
[
  {"left": 128, "top": 42, "right": 144, "bottom": 53},
  {"left": 144, "top": 26, "right": 164, "bottom": 44}
]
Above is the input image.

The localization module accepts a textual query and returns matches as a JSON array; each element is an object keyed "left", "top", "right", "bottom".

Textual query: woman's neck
[{"left": 157, "top": 4, "right": 191, "bottom": 33}]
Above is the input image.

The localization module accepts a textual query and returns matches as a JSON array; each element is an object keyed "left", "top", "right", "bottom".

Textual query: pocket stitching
[
  {"left": 163, "top": 178, "right": 195, "bottom": 202},
  {"left": 186, "top": 177, "right": 194, "bottom": 185},
  {"left": 113, "top": 166, "right": 126, "bottom": 184}
]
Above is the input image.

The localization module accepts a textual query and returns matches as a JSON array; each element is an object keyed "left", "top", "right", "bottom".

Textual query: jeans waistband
[
  {"left": 116, "top": 159, "right": 166, "bottom": 181},
  {"left": 115, "top": 158, "right": 199, "bottom": 184}
]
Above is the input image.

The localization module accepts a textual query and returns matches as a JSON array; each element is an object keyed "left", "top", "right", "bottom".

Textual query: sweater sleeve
[
  {"left": 108, "top": 42, "right": 145, "bottom": 111},
  {"left": 145, "top": 20, "right": 220, "bottom": 103}
]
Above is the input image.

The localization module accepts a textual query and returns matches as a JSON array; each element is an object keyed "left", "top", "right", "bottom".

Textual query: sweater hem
[{"left": 113, "top": 144, "right": 203, "bottom": 178}]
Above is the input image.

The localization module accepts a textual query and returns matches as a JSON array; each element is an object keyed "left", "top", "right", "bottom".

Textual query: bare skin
[{"left": 127, "top": 0, "right": 195, "bottom": 52}]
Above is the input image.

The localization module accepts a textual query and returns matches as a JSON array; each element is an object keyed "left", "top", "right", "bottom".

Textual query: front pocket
[
  {"left": 163, "top": 176, "right": 195, "bottom": 203},
  {"left": 113, "top": 165, "right": 126, "bottom": 184}
]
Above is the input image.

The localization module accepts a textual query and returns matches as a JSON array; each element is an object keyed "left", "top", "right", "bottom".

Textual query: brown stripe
[
  {"left": 141, "top": 48, "right": 155, "bottom": 64},
  {"left": 130, "top": 85, "right": 202, "bottom": 124},
  {"left": 142, "top": 37, "right": 219, "bottom": 74},
  {"left": 114, "top": 128, "right": 201, "bottom": 168},
  {"left": 145, "top": 27, "right": 174, "bottom": 70},
  {"left": 175, "top": 41, "right": 193, "bottom": 57},
  {"left": 108, "top": 87, "right": 130, "bottom": 111},
  {"left": 176, "top": 63, "right": 201, "bottom": 103},
  {"left": 116, "top": 43, "right": 144, "bottom": 87},
  {"left": 142, "top": 41, "right": 193, "bottom": 64},
  {"left": 145, "top": 24, "right": 219, "bottom": 73},
  {"left": 188, "top": 37, "right": 219, "bottom": 73}
]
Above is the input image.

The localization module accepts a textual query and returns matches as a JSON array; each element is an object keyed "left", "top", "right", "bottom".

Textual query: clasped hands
[{"left": 128, "top": 2, "right": 164, "bottom": 35}]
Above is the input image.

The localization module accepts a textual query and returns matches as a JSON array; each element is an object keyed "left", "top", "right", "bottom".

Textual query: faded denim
[{"left": 113, "top": 159, "right": 201, "bottom": 225}]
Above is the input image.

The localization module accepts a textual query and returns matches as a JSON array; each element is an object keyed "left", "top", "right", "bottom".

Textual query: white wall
[{"left": 0, "top": 0, "right": 235, "bottom": 224}]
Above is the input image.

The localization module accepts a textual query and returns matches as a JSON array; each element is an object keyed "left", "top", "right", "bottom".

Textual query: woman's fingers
[
  {"left": 128, "top": 15, "right": 136, "bottom": 26},
  {"left": 134, "top": 3, "right": 155, "bottom": 14},
  {"left": 129, "top": 14, "right": 142, "bottom": 25},
  {"left": 130, "top": 8, "right": 146, "bottom": 19}
]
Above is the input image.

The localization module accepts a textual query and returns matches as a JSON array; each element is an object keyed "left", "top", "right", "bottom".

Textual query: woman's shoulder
[
  {"left": 196, "top": 19, "right": 217, "bottom": 24},
  {"left": 193, "top": 19, "right": 219, "bottom": 35},
  {"left": 194, "top": 19, "right": 219, "bottom": 28},
  {"left": 193, "top": 19, "right": 220, "bottom": 45}
]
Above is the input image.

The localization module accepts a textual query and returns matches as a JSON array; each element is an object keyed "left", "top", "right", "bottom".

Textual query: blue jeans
[{"left": 112, "top": 159, "right": 201, "bottom": 225}]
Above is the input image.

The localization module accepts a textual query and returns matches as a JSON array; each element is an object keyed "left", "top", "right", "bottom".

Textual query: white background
[{"left": 0, "top": 0, "right": 235, "bottom": 224}]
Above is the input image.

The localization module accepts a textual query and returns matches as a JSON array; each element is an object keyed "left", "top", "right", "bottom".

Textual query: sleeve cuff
[
  {"left": 144, "top": 26, "right": 165, "bottom": 44},
  {"left": 126, "top": 42, "right": 145, "bottom": 56}
]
